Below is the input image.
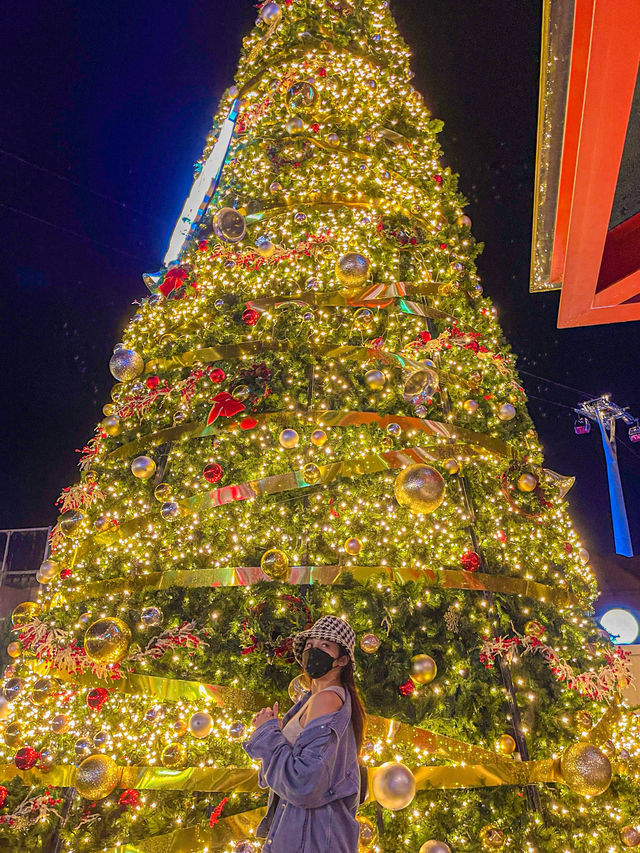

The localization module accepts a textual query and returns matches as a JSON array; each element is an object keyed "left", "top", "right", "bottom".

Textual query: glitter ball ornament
[
  {"left": 356, "top": 815, "right": 378, "bottom": 851},
  {"left": 154, "top": 483, "right": 172, "bottom": 502},
  {"left": 189, "top": 711, "right": 213, "bottom": 738},
  {"left": 360, "top": 633, "right": 381, "bottom": 654},
  {"left": 310, "top": 429, "right": 327, "bottom": 446},
  {"left": 203, "top": 463, "right": 224, "bottom": 484},
  {"left": 621, "top": 826, "right": 640, "bottom": 847},
  {"left": 344, "top": 537, "right": 362, "bottom": 556},
  {"left": 59, "top": 509, "right": 85, "bottom": 539},
  {"left": 410, "top": 654, "right": 437, "bottom": 685},
  {"left": 162, "top": 743, "right": 186, "bottom": 767},
  {"left": 286, "top": 80, "right": 319, "bottom": 113},
  {"left": 75, "top": 754, "right": 122, "bottom": 799},
  {"left": 442, "top": 458, "right": 459, "bottom": 475},
  {"left": 464, "top": 399, "right": 479, "bottom": 414},
  {"left": 4, "top": 722, "right": 21, "bottom": 746},
  {"left": 228, "top": 720, "right": 246, "bottom": 740},
  {"left": 336, "top": 252, "right": 370, "bottom": 286},
  {"left": 517, "top": 472, "right": 538, "bottom": 492},
  {"left": 161, "top": 501, "right": 181, "bottom": 521},
  {"left": 213, "top": 207, "right": 246, "bottom": 243},
  {"left": 279, "top": 428, "right": 299, "bottom": 448},
  {"left": 302, "top": 463, "right": 321, "bottom": 485},
  {"left": 403, "top": 368, "right": 439, "bottom": 402},
  {"left": 141, "top": 606, "right": 163, "bottom": 628},
  {"left": 11, "top": 601, "right": 40, "bottom": 627},
  {"left": 560, "top": 743, "right": 612, "bottom": 796},
  {"left": 497, "top": 402, "right": 516, "bottom": 421},
  {"left": 31, "top": 678, "right": 53, "bottom": 705},
  {"left": 364, "top": 369, "right": 385, "bottom": 391},
  {"left": 420, "top": 843, "right": 452, "bottom": 853},
  {"left": 286, "top": 116, "right": 305, "bottom": 134},
  {"left": 479, "top": 825, "right": 505, "bottom": 850},
  {"left": 37, "top": 559, "right": 60, "bottom": 582},
  {"left": 84, "top": 617, "right": 132, "bottom": 664},
  {"left": 109, "top": 349, "right": 144, "bottom": 382},
  {"left": 4, "top": 677, "right": 25, "bottom": 701},
  {"left": 497, "top": 734, "right": 516, "bottom": 755},
  {"left": 259, "top": 1, "right": 281, "bottom": 24},
  {"left": 102, "top": 415, "right": 122, "bottom": 436},
  {"left": 15, "top": 747, "right": 39, "bottom": 770},
  {"left": 372, "top": 762, "right": 416, "bottom": 810},
  {"left": 288, "top": 675, "right": 310, "bottom": 702},
  {"left": 260, "top": 548, "right": 290, "bottom": 580},
  {"left": 394, "top": 464, "right": 445, "bottom": 514},
  {"left": 131, "top": 455, "right": 156, "bottom": 479}
]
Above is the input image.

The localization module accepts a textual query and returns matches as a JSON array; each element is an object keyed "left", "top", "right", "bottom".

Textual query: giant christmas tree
[{"left": 1, "top": 1, "right": 639, "bottom": 851}]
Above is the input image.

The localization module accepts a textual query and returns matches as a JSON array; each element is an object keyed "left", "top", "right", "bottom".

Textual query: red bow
[
  {"left": 207, "top": 392, "right": 245, "bottom": 426},
  {"left": 159, "top": 267, "right": 189, "bottom": 297}
]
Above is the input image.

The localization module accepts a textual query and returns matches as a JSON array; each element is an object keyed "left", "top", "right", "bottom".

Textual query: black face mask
[{"left": 302, "top": 646, "right": 336, "bottom": 679}]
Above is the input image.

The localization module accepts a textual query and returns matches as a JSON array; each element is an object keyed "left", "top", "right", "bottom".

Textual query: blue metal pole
[{"left": 597, "top": 413, "right": 633, "bottom": 556}]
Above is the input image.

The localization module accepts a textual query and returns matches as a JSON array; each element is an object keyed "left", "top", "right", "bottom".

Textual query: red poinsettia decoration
[
  {"left": 460, "top": 550, "right": 481, "bottom": 572},
  {"left": 207, "top": 392, "right": 245, "bottom": 426},
  {"left": 87, "top": 687, "right": 110, "bottom": 710}
]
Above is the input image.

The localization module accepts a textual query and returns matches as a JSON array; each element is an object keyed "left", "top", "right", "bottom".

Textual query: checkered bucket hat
[{"left": 292, "top": 615, "right": 356, "bottom": 670}]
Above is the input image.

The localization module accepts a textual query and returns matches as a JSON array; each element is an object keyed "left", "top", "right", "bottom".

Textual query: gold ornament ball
[
  {"left": 286, "top": 80, "right": 319, "bottom": 113},
  {"left": 259, "top": 1, "right": 282, "bottom": 24},
  {"left": 579, "top": 547, "right": 590, "bottom": 563},
  {"left": 302, "top": 463, "right": 322, "bottom": 485},
  {"left": 260, "top": 548, "right": 290, "bottom": 580},
  {"left": 410, "top": 654, "right": 437, "bottom": 685},
  {"left": 496, "top": 734, "right": 516, "bottom": 755},
  {"left": 336, "top": 252, "right": 371, "bottom": 286},
  {"left": 326, "top": 132, "right": 340, "bottom": 147},
  {"left": 4, "top": 677, "right": 25, "bottom": 701},
  {"left": 364, "top": 369, "right": 386, "bottom": 391},
  {"left": 372, "top": 761, "right": 416, "bottom": 810},
  {"left": 560, "top": 742, "right": 612, "bottom": 797},
  {"left": 420, "top": 843, "right": 452, "bottom": 853},
  {"left": 213, "top": 207, "right": 247, "bottom": 243},
  {"left": 310, "top": 429, "right": 327, "bottom": 447},
  {"left": 442, "top": 458, "right": 459, "bottom": 475},
  {"left": 59, "top": 509, "right": 85, "bottom": 539},
  {"left": 93, "top": 515, "right": 112, "bottom": 533},
  {"left": 344, "top": 537, "right": 362, "bottom": 556},
  {"left": 403, "top": 368, "right": 439, "bottom": 402},
  {"left": 84, "top": 617, "right": 132, "bottom": 664},
  {"left": 356, "top": 815, "right": 378, "bottom": 851},
  {"left": 228, "top": 720, "right": 246, "bottom": 741},
  {"left": 394, "top": 464, "right": 446, "bottom": 515},
  {"left": 360, "top": 633, "right": 381, "bottom": 654},
  {"left": 160, "top": 501, "right": 182, "bottom": 521},
  {"left": 479, "top": 825, "right": 505, "bottom": 850},
  {"left": 279, "top": 428, "right": 299, "bottom": 449},
  {"left": 11, "top": 601, "right": 40, "bottom": 627},
  {"left": 173, "top": 719, "right": 188, "bottom": 738},
  {"left": 109, "top": 348, "right": 144, "bottom": 382},
  {"left": 286, "top": 115, "right": 305, "bottom": 135},
  {"left": 4, "top": 721, "right": 22, "bottom": 747},
  {"left": 31, "top": 678, "right": 53, "bottom": 705},
  {"left": 131, "top": 455, "right": 156, "bottom": 480},
  {"left": 255, "top": 239, "right": 275, "bottom": 258},
  {"left": 621, "top": 826, "right": 640, "bottom": 847},
  {"left": 101, "top": 415, "right": 122, "bottom": 436},
  {"left": 188, "top": 711, "right": 213, "bottom": 739},
  {"left": 463, "top": 399, "right": 479, "bottom": 414},
  {"left": 154, "top": 483, "right": 172, "bottom": 502},
  {"left": 37, "top": 559, "right": 60, "bottom": 582},
  {"left": 233, "top": 383, "right": 251, "bottom": 401},
  {"left": 162, "top": 742, "right": 186, "bottom": 767},
  {"left": 102, "top": 403, "right": 115, "bottom": 416},
  {"left": 52, "top": 714, "right": 70, "bottom": 734},
  {"left": 353, "top": 307, "right": 374, "bottom": 327},
  {"left": 0, "top": 696, "right": 10, "bottom": 721},
  {"left": 75, "top": 754, "right": 122, "bottom": 800},
  {"left": 517, "top": 472, "right": 538, "bottom": 493},
  {"left": 288, "top": 675, "right": 310, "bottom": 703},
  {"left": 497, "top": 402, "right": 516, "bottom": 421},
  {"left": 7, "top": 642, "right": 21, "bottom": 659}
]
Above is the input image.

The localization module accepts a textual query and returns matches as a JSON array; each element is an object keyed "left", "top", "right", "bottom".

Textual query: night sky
[{"left": 2, "top": 0, "right": 639, "bottom": 555}]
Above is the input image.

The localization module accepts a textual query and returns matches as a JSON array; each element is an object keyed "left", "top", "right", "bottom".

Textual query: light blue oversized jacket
[{"left": 242, "top": 690, "right": 360, "bottom": 853}]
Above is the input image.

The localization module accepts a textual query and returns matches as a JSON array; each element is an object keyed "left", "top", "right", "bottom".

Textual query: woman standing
[{"left": 243, "top": 615, "right": 367, "bottom": 853}]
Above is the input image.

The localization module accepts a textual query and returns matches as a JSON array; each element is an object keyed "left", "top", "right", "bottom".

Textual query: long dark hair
[{"left": 338, "top": 644, "right": 367, "bottom": 754}]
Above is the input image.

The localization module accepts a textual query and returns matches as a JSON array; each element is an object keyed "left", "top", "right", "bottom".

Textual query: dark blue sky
[{"left": 2, "top": 0, "right": 639, "bottom": 555}]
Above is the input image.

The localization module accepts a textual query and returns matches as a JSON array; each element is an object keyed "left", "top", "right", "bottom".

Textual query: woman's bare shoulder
[{"left": 303, "top": 690, "right": 343, "bottom": 724}]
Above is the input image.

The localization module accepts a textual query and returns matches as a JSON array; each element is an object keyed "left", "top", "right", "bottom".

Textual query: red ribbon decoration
[
  {"left": 158, "top": 267, "right": 189, "bottom": 297},
  {"left": 206, "top": 392, "right": 245, "bottom": 426}
]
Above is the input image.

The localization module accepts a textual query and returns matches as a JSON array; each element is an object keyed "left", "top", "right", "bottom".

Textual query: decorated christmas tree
[{"left": 1, "top": 1, "right": 639, "bottom": 851}]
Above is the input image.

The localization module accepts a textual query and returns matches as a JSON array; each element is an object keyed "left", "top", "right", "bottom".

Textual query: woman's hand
[{"left": 251, "top": 701, "right": 279, "bottom": 730}]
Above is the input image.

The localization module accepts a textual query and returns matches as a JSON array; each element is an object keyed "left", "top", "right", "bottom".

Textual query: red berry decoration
[
  {"left": 60, "top": 569, "right": 73, "bottom": 579},
  {"left": 15, "top": 747, "right": 39, "bottom": 770},
  {"left": 242, "top": 307, "right": 260, "bottom": 326},
  {"left": 461, "top": 550, "right": 481, "bottom": 572},
  {"left": 203, "top": 463, "right": 223, "bottom": 484},
  {"left": 209, "top": 368, "right": 226, "bottom": 383},
  {"left": 0, "top": 785, "right": 8, "bottom": 808},
  {"left": 87, "top": 687, "right": 110, "bottom": 710},
  {"left": 146, "top": 376, "right": 160, "bottom": 390},
  {"left": 398, "top": 677, "right": 415, "bottom": 696}
]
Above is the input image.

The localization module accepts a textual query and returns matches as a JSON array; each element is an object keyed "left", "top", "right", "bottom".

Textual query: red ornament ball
[
  {"left": 146, "top": 376, "right": 160, "bottom": 390},
  {"left": 60, "top": 569, "right": 73, "bottom": 579},
  {"left": 564, "top": 542, "right": 573, "bottom": 553},
  {"left": 398, "top": 677, "right": 415, "bottom": 697},
  {"left": 0, "top": 785, "right": 8, "bottom": 808},
  {"left": 496, "top": 529, "right": 507, "bottom": 543},
  {"left": 209, "top": 368, "right": 226, "bottom": 384},
  {"left": 15, "top": 747, "right": 39, "bottom": 770},
  {"left": 461, "top": 550, "right": 481, "bottom": 572},
  {"left": 118, "top": 789, "right": 141, "bottom": 807},
  {"left": 87, "top": 687, "right": 110, "bottom": 710},
  {"left": 242, "top": 308, "right": 260, "bottom": 326},
  {"left": 203, "top": 464, "right": 224, "bottom": 484}
]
